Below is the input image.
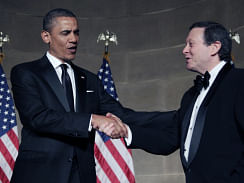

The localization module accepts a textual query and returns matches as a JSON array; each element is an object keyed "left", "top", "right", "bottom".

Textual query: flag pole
[
  {"left": 0, "top": 31, "right": 19, "bottom": 183},
  {"left": 95, "top": 30, "right": 136, "bottom": 183},
  {"left": 229, "top": 29, "right": 241, "bottom": 62},
  {"left": 97, "top": 30, "right": 118, "bottom": 61},
  {"left": 0, "top": 32, "right": 10, "bottom": 64}
]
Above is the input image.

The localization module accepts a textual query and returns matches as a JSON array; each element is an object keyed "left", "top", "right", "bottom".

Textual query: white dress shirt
[{"left": 184, "top": 61, "right": 226, "bottom": 161}]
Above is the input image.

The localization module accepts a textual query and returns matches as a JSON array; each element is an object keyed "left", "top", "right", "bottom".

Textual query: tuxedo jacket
[
  {"left": 10, "top": 55, "right": 170, "bottom": 183},
  {"left": 130, "top": 62, "right": 244, "bottom": 183}
]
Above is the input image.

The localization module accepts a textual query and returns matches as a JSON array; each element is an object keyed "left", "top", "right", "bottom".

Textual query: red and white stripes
[
  {"left": 0, "top": 126, "right": 19, "bottom": 183},
  {"left": 95, "top": 131, "right": 135, "bottom": 183}
]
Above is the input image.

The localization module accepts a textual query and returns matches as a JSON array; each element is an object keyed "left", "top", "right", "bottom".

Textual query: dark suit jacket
[
  {"left": 129, "top": 62, "right": 244, "bottom": 183},
  {"left": 10, "top": 55, "right": 175, "bottom": 183}
]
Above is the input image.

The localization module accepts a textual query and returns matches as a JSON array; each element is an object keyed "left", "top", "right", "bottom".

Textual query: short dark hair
[
  {"left": 43, "top": 8, "right": 77, "bottom": 32},
  {"left": 190, "top": 21, "right": 232, "bottom": 62}
]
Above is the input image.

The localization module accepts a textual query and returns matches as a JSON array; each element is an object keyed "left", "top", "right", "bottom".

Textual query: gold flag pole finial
[
  {"left": 229, "top": 30, "right": 241, "bottom": 61},
  {"left": 229, "top": 30, "right": 240, "bottom": 45},
  {"left": 97, "top": 30, "right": 118, "bottom": 61},
  {"left": 0, "top": 32, "right": 10, "bottom": 64}
]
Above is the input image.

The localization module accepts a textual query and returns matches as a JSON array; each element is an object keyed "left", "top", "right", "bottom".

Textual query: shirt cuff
[
  {"left": 124, "top": 125, "right": 132, "bottom": 146},
  {"left": 88, "top": 115, "right": 92, "bottom": 131}
]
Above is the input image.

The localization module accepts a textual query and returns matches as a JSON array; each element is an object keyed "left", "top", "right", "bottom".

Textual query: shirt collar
[{"left": 46, "top": 51, "right": 71, "bottom": 69}]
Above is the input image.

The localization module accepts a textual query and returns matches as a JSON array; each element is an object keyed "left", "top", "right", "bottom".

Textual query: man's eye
[{"left": 61, "top": 31, "right": 70, "bottom": 35}]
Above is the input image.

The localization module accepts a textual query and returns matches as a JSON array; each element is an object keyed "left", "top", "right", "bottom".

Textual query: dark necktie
[
  {"left": 60, "top": 64, "right": 74, "bottom": 112},
  {"left": 193, "top": 71, "right": 211, "bottom": 93}
]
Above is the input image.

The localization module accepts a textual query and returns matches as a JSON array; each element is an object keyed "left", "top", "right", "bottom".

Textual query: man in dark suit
[
  {"left": 10, "top": 8, "right": 177, "bottom": 183},
  {"left": 124, "top": 21, "right": 244, "bottom": 183}
]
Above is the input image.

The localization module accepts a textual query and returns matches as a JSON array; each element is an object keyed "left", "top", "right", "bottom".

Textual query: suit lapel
[
  {"left": 180, "top": 91, "right": 198, "bottom": 168},
  {"left": 40, "top": 56, "right": 70, "bottom": 111},
  {"left": 186, "top": 62, "right": 233, "bottom": 166},
  {"left": 40, "top": 57, "right": 88, "bottom": 112},
  {"left": 186, "top": 105, "right": 207, "bottom": 165},
  {"left": 71, "top": 64, "right": 87, "bottom": 113}
]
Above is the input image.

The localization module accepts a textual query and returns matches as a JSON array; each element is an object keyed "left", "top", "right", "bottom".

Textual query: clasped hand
[{"left": 91, "top": 113, "right": 128, "bottom": 139}]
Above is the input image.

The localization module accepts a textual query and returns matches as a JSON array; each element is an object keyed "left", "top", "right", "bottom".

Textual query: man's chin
[
  {"left": 65, "top": 55, "right": 76, "bottom": 61},
  {"left": 186, "top": 64, "right": 192, "bottom": 71},
  {"left": 186, "top": 65, "right": 197, "bottom": 73}
]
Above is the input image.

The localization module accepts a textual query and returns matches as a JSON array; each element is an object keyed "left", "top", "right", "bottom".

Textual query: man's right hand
[{"left": 91, "top": 114, "right": 127, "bottom": 138}]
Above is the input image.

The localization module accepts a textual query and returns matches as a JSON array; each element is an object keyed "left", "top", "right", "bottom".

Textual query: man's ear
[
  {"left": 210, "top": 41, "right": 221, "bottom": 56},
  {"left": 41, "top": 30, "right": 50, "bottom": 44}
]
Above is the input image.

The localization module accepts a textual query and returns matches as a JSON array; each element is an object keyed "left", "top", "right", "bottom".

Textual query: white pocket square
[{"left": 86, "top": 90, "right": 94, "bottom": 93}]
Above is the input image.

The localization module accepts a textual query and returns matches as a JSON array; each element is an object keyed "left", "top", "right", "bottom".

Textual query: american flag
[
  {"left": 0, "top": 65, "right": 19, "bottom": 183},
  {"left": 94, "top": 54, "right": 135, "bottom": 183}
]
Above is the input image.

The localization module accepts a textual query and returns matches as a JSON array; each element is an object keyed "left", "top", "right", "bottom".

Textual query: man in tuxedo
[
  {"left": 10, "top": 8, "right": 178, "bottom": 183},
  {"left": 125, "top": 21, "right": 244, "bottom": 183}
]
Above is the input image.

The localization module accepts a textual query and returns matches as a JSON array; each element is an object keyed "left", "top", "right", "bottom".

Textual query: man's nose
[
  {"left": 182, "top": 45, "right": 189, "bottom": 55},
  {"left": 69, "top": 33, "right": 78, "bottom": 43}
]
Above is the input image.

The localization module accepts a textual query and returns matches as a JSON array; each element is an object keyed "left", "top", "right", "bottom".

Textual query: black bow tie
[{"left": 194, "top": 71, "right": 210, "bottom": 93}]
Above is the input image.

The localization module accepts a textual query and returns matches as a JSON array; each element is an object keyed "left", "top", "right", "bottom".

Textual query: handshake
[{"left": 91, "top": 113, "right": 128, "bottom": 139}]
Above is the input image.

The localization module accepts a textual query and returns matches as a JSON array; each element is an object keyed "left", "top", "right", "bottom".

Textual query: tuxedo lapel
[
  {"left": 186, "top": 62, "right": 233, "bottom": 166},
  {"left": 180, "top": 91, "right": 198, "bottom": 168},
  {"left": 187, "top": 105, "right": 207, "bottom": 165},
  {"left": 72, "top": 64, "right": 87, "bottom": 113},
  {"left": 40, "top": 56, "right": 70, "bottom": 111}
]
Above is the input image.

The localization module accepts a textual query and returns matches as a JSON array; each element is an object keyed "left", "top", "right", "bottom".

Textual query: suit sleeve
[
  {"left": 96, "top": 77, "right": 178, "bottom": 127},
  {"left": 11, "top": 65, "right": 91, "bottom": 138},
  {"left": 127, "top": 111, "right": 180, "bottom": 155}
]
